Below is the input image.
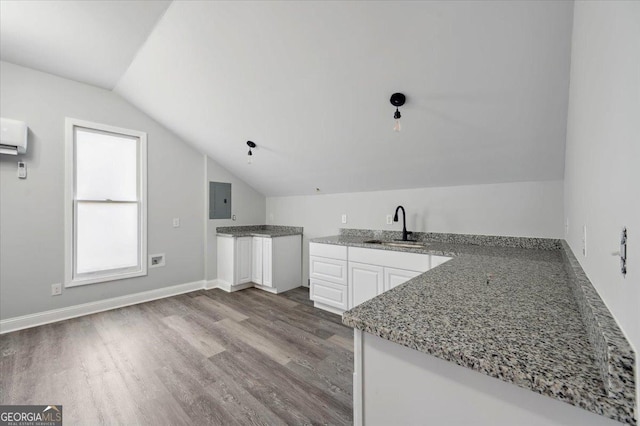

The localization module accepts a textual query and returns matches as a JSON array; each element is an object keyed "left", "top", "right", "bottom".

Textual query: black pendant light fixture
[
  {"left": 390, "top": 93, "right": 406, "bottom": 132},
  {"left": 247, "top": 141, "right": 256, "bottom": 164}
]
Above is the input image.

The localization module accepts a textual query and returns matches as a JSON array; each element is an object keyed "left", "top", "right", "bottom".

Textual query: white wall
[
  {"left": 205, "top": 156, "right": 266, "bottom": 281},
  {"left": 564, "top": 0, "right": 640, "bottom": 405},
  {"left": 267, "top": 180, "right": 564, "bottom": 284},
  {"left": 0, "top": 61, "right": 206, "bottom": 319}
]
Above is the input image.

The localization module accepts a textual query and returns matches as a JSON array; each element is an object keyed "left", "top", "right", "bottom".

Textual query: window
[{"left": 65, "top": 118, "right": 147, "bottom": 287}]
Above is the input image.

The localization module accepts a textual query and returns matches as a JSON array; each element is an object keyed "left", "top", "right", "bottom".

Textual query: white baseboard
[
  {"left": 253, "top": 283, "right": 278, "bottom": 294},
  {"left": 213, "top": 280, "right": 254, "bottom": 293},
  {"left": 0, "top": 280, "right": 205, "bottom": 334},
  {"left": 313, "top": 301, "right": 345, "bottom": 315},
  {"left": 205, "top": 279, "right": 221, "bottom": 290}
]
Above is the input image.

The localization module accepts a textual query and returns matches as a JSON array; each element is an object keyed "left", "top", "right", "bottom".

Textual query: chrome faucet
[{"left": 393, "top": 205, "right": 413, "bottom": 241}]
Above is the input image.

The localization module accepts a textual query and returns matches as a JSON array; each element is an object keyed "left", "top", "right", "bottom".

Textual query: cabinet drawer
[
  {"left": 310, "top": 256, "right": 347, "bottom": 285},
  {"left": 309, "top": 242, "right": 347, "bottom": 260},
  {"left": 310, "top": 278, "right": 348, "bottom": 310}
]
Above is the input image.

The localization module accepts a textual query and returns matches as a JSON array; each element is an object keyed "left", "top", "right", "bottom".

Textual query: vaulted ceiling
[
  {"left": 0, "top": 1, "right": 574, "bottom": 197},
  {"left": 0, "top": 0, "right": 171, "bottom": 89}
]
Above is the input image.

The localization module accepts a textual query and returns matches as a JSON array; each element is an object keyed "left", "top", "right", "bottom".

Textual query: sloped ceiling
[
  {"left": 2, "top": 1, "right": 574, "bottom": 197},
  {"left": 0, "top": 0, "right": 171, "bottom": 89}
]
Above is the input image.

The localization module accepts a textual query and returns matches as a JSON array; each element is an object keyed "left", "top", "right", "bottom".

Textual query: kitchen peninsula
[{"left": 311, "top": 229, "right": 636, "bottom": 425}]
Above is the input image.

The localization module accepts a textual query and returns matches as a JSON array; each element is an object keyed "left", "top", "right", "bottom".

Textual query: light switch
[
  {"left": 341, "top": 214, "right": 347, "bottom": 224},
  {"left": 17, "top": 162, "right": 27, "bottom": 179}
]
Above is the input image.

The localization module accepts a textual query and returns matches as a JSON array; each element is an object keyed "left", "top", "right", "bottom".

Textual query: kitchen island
[{"left": 313, "top": 230, "right": 636, "bottom": 425}]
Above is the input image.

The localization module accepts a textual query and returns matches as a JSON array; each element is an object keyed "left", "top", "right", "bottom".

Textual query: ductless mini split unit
[{"left": 0, "top": 117, "right": 28, "bottom": 155}]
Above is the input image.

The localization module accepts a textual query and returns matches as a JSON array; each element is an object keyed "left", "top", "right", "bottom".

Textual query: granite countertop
[
  {"left": 312, "top": 230, "right": 636, "bottom": 425},
  {"left": 216, "top": 225, "right": 303, "bottom": 238}
]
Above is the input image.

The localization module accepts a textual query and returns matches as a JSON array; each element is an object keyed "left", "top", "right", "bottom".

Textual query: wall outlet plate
[
  {"left": 149, "top": 254, "right": 166, "bottom": 268},
  {"left": 341, "top": 214, "right": 347, "bottom": 224},
  {"left": 172, "top": 217, "right": 180, "bottom": 227},
  {"left": 386, "top": 214, "right": 393, "bottom": 225},
  {"left": 51, "top": 283, "right": 62, "bottom": 296}
]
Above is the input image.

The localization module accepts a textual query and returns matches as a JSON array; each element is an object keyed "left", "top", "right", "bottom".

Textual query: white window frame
[{"left": 64, "top": 118, "right": 147, "bottom": 287}]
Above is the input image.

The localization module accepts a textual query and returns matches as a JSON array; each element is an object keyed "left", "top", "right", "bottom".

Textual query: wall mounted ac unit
[{"left": 0, "top": 117, "right": 28, "bottom": 155}]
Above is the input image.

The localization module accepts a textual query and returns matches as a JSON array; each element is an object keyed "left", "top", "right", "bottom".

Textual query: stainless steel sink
[{"left": 363, "top": 239, "right": 428, "bottom": 249}]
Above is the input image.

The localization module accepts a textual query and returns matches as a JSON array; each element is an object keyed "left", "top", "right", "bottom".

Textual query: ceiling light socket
[
  {"left": 247, "top": 141, "right": 256, "bottom": 164},
  {"left": 390, "top": 93, "right": 406, "bottom": 132},
  {"left": 390, "top": 93, "right": 406, "bottom": 107}
]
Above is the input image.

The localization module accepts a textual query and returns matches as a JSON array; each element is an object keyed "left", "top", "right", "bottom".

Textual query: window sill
[{"left": 66, "top": 269, "right": 147, "bottom": 288}]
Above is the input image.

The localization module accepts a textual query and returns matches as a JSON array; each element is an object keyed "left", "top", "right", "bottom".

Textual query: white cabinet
[
  {"left": 349, "top": 262, "right": 384, "bottom": 307},
  {"left": 235, "top": 237, "right": 253, "bottom": 284},
  {"left": 263, "top": 234, "right": 301, "bottom": 293},
  {"left": 348, "top": 247, "right": 431, "bottom": 309},
  {"left": 252, "top": 236, "right": 264, "bottom": 284},
  {"left": 263, "top": 238, "right": 273, "bottom": 287},
  {"left": 217, "top": 236, "right": 252, "bottom": 288},
  {"left": 310, "top": 278, "right": 348, "bottom": 311},
  {"left": 252, "top": 236, "right": 275, "bottom": 288},
  {"left": 309, "top": 242, "right": 452, "bottom": 314},
  {"left": 217, "top": 234, "right": 301, "bottom": 293},
  {"left": 310, "top": 256, "right": 348, "bottom": 285},
  {"left": 384, "top": 267, "right": 421, "bottom": 291},
  {"left": 309, "top": 242, "right": 349, "bottom": 314}
]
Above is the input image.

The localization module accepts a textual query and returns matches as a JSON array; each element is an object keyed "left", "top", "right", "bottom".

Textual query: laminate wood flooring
[{"left": 0, "top": 287, "right": 353, "bottom": 425}]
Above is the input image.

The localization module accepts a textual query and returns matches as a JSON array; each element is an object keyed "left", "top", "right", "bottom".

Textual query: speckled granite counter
[
  {"left": 312, "top": 230, "right": 636, "bottom": 424},
  {"left": 216, "top": 225, "right": 302, "bottom": 238}
]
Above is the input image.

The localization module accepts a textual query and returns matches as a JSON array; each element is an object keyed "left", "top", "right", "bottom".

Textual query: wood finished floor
[{"left": 0, "top": 287, "right": 354, "bottom": 425}]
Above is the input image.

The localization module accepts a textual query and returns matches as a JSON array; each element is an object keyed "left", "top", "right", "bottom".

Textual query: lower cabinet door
[
  {"left": 262, "top": 238, "right": 273, "bottom": 287},
  {"left": 252, "top": 237, "right": 263, "bottom": 284},
  {"left": 236, "top": 237, "right": 253, "bottom": 284},
  {"left": 310, "top": 278, "right": 348, "bottom": 310},
  {"left": 384, "top": 267, "right": 421, "bottom": 291},
  {"left": 349, "top": 262, "right": 384, "bottom": 308}
]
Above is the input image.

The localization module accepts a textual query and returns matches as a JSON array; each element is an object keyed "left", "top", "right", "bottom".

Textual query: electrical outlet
[
  {"left": 386, "top": 214, "right": 393, "bottom": 225},
  {"left": 149, "top": 254, "right": 166, "bottom": 268},
  {"left": 582, "top": 225, "right": 587, "bottom": 257},
  {"left": 565, "top": 218, "right": 569, "bottom": 236},
  {"left": 172, "top": 217, "right": 180, "bottom": 227},
  {"left": 51, "top": 283, "right": 62, "bottom": 296},
  {"left": 341, "top": 214, "right": 347, "bottom": 224},
  {"left": 232, "top": 214, "right": 237, "bottom": 221}
]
